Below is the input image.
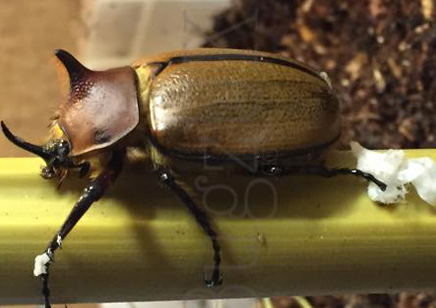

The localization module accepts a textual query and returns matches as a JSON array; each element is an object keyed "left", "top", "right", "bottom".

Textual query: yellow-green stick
[{"left": 0, "top": 150, "right": 436, "bottom": 305}]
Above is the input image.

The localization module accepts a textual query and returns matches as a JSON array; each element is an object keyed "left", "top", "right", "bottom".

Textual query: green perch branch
[{"left": 0, "top": 150, "right": 436, "bottom": 305}]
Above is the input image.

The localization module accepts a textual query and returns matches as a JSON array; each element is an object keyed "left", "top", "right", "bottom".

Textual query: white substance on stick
[
  {"left": 57, "top": 234, "right": 62, "bottom": 248},
  {"left": 34, "top": 252, "right": 51, "bottom": 277},
  {"left": 351, "top": 142, "right": 436, "bottom": 206},
  {"left": 399, "top": 158, "right": 436, "bottom": 205}
]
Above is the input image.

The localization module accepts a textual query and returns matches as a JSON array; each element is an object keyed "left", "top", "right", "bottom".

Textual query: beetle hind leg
[
  {"left": 297, "top": 165, "right": 387, "bottom": 191},
  {"left": 157, "top": 169, "right": 223, "bottom": 287},
  {"left": 262, "top": 164, "right": 387, "bottom": 191}
]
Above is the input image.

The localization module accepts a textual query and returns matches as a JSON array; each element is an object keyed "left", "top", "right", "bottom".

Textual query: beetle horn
[
  {"left": 54, "top": 49, "right": 90, "bottom": 84},
  {"left": 1, "top": 121, "right": 53, "bottom": 161}
]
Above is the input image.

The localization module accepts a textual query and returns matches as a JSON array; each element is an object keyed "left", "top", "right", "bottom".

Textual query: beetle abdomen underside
[{"left": 140, "top": 50, "right": 340, "bottom": 160}]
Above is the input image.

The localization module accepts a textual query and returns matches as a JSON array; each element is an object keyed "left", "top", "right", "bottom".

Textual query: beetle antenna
[{"left": 1, "top": 121, "right": 53, "bottom": 161}]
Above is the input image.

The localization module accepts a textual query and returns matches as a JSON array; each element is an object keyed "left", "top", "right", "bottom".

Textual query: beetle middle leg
[
  {"left": 157, "top": 168, "right": 222, "bottom": 287},
  {"left": 38, "top": 151, "right": 124, "bottom": 308}
]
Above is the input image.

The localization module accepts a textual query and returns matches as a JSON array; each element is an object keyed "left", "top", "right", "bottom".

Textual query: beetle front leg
[
  {"left": 157, "top": 169, "right": 223, "bottom": 287},
  {"left": 38, "top": 151, "right": 124, "bottom": 308}
]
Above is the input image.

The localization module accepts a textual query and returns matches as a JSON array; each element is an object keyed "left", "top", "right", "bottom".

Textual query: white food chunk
[{"left": 351, "top": 142, "right": 436, "bottom": 206}]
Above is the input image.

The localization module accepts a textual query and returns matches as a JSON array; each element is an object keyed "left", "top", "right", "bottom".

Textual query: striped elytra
[{"left": 133, "top": 48, "right": 340, "bottom": 164}]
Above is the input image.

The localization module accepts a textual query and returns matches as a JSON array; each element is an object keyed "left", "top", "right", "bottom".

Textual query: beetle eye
[{"left": 57, "top": 140, "right": 70, "bottom": 156}]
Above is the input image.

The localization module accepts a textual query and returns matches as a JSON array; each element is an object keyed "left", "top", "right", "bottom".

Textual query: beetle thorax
[{"left": 55, "top": 50, "right": 140, "bottom": 156}]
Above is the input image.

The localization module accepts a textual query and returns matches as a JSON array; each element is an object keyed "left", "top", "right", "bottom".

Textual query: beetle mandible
[{"left": 1, "top": 48, "right": 386, "bottom": 307}]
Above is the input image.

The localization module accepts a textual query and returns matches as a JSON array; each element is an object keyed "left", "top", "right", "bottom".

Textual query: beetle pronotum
[{"left": 1, "top": 48, "right": 386, "bottom": 307}]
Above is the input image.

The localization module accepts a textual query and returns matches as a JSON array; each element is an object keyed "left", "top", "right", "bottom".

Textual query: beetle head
[
  {"left": 1, "top": 121, "right": 89, "bottom": 181},
  {"left": 2, "top": 49, "right": 139, "bottom": 182}
]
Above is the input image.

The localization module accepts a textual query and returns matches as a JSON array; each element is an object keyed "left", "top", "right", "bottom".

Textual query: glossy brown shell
[
  {"left": 55, "top": 50, "right": 139, "bottom": 156},
  {"left": 133, "top": 48, "right": 340, "bottom": 160}
]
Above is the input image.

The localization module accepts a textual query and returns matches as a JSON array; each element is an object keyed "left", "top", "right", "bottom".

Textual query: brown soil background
[
  {"left": 203, "top": 0, "right": 436, "bottom": 150},
  {"left": 203, "top": 1, "right": 436, "bottom": 308}
]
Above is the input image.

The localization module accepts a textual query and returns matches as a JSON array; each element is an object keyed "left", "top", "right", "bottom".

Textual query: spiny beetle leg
[
  {"left": 40, "top": 151, "right": 123, "bottom": 308},
  {"left": 157, "top": 169, "right": 223, "bottom": 287}
]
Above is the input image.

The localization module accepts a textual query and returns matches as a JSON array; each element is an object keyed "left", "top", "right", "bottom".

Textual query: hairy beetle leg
[
  {"left": 38, "top": 151, "right": 123, "bottom": 308},
  {"left": 157, "top": 169, "right": 223, "bottom": 287}
]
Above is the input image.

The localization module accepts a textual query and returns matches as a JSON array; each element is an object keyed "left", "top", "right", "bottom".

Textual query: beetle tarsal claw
[
  {"left": 204, "top": 275, "right": 223, "bottom": 287},
  {"left": 204, "top": 267, "right": 223, "bottom": 287}
]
